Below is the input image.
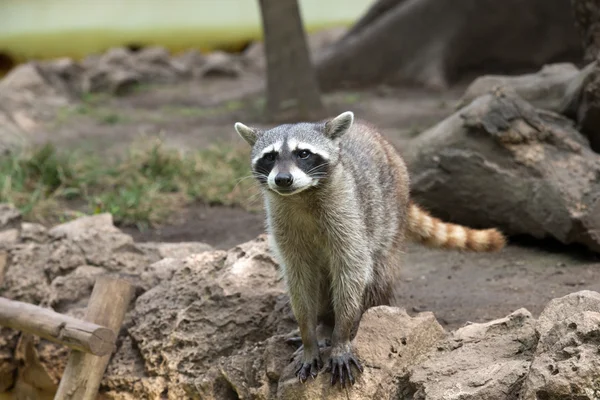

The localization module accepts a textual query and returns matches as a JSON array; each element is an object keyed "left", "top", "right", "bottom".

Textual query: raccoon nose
[{"left": 274, "top": 172, "right": 293, "bottom": 187}]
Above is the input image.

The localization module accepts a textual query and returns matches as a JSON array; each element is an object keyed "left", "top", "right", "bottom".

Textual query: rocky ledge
[{"left": 1, "top": 206, "right": 600, "bottom": 399}]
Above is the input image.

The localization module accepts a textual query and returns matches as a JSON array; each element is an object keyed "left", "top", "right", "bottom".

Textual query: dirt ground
[{"left": 33, "top": 75, "right": 600, "bottom": 330}]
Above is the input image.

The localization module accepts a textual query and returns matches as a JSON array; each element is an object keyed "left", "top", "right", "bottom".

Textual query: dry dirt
[{"left": 31, "top": 76, "right": 600, "bottom": 331}]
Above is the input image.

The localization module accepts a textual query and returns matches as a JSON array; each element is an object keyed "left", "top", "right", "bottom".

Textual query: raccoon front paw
[
  {"left": 287, "top": 337, "right": 331, "bottom": 360},
  {"left": 295, "top": 356, "right": 323, "bottom": 383},
  {"left": 325, "top": 351, "right": 363, "bottom": 387}
]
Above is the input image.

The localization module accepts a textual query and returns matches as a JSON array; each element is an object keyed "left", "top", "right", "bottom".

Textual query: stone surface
[
  {"left": 136, "top": 241, "right": 213, "bottom": 260},
  {"left": 561, "top": 60, "right": 600, "bottom": 153},
  {"left": 461, "top": 63, "right": 581, "bottom": 112},
  {"left": 0, "top": 204, "right": 21, "bottom": 231},
  {"left": 0, "top": 230, "right": 18, "bottom": 246},
  {"left": 406, "top": 88, "right": 600, "bottom": 253},
  {"left": 521, "top": 291, "right": 600, "bottom": 399},
  {"left": 409, "top": 308, "right": 536, "bottom": 399},
  {"left": 198, "top": 51, "right": 243, "bottom": 78},
  {"left": 277, "top": 307, "right": 446, "bottom": 400},
  {"left": 19, "top": 222, "right": 49, "bottom": 243},
  {"left": 2, "top": 211, "right": 600, "bottom": 399}
]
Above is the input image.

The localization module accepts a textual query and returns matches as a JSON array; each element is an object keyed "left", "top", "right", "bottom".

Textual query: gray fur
[{"left": 235, "top": 111, "right": 410, "bottom": 383}]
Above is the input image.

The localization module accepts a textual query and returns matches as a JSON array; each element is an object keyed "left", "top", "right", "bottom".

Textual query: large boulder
[
  {"left": 409, "top": 308, "right": 536, "bottom": 398},
  {"left": 521, "top": 291, "right": 600, "bottom": 399},
  {"left": 315, "top": 0, "right": 581, "bottom": 91},
  {"left": 110, "top": 235, "right": 295, "bottom": 398},
  {"left": 0, "top": 212, "right": 214, "bottom": 397},
  {"left": 277, "top": 307, "right": 446, "bottom": 400},
  {"left": 460, "top": 63, "right": 581, "bottom": 112},
  {"left": 405, "top": 87, "right": 600, "bottom": 253},
  {"left": 560, "top": 60, "right": 600, "bottom": 153},
  {"left": 0, "top": 204, "right": 21, "bottom": 232}
]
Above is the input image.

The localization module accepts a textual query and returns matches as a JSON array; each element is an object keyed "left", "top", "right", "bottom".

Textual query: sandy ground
[{"left": 33, "top": 76, "right": 600, "bottom": 329}]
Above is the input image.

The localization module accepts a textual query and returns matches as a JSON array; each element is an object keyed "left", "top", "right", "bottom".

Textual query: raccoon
[{"left": 234, "top": 111, "right": 505, "bottom": 387}]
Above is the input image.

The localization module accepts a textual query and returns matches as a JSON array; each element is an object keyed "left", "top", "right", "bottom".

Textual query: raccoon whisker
[
  {"left": 306, "top": 163, "right": 329, "bottom": 174},
  {"left": 252, "top": 171, "right": 269, "bottom": 179},
  {"left": 235, "top": 175, "right": 260, "bottom": 184},
  {"left": 231, "top": 175, "right": 263, "bottom": 193}
]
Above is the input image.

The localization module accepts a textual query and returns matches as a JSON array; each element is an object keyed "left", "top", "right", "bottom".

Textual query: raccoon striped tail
[{"left": 407, "top": 201, "right": 506, "bottom": 252}]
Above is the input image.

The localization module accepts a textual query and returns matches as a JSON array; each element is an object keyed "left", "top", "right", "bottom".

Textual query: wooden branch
[
  {"left": 54, "top": 276, "right": 134, "bottom": 400},
  {"left": 0, "top": 297, "right": 116, "bottom": 356}
]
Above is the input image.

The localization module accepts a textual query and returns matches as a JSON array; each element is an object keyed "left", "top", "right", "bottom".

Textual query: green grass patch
[{"left": 0, "top": 139, "right": 259, "bottom": 228}]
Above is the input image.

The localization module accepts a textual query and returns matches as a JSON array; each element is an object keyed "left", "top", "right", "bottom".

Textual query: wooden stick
[
  {"left": 54, "top": 276, "right": 134, "bottom": 400},
  {"left": 0, "top": 297, "right": 116, "bottom": 356}
]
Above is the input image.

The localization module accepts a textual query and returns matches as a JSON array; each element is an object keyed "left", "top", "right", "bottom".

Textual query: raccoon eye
[
  {"left": 263, "top": 152, "right": 276, "bottom": 162},
  {"left": 298, "top": 150, "right": 311, "bottom": 159}
]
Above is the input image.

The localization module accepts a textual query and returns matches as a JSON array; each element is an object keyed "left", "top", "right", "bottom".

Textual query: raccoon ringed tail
[{"left": 407, "top": 201, "right": 506, "bottom": 252}]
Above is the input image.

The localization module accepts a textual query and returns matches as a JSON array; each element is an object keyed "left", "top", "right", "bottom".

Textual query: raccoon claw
[
  {"left": 295, "top": 357, "right": 323, "bottom": 383},
  {"left": 326, "top": 352, "right": 363, "bottom": 388}
]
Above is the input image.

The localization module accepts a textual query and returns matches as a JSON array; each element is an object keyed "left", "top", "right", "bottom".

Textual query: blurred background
[{"left": 0, "top": 0, "right": 584, "bottom": 245}]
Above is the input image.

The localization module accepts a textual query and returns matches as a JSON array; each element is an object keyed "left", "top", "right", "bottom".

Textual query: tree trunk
[
  {"left": 257, "top": 0, "right": 325, "bottom": 122},
  {"left": 571, "top": 0, "right": 600, "bottom": 62},
  {"left": 315, "top": 0, "right": 581, "bottom": 91}
]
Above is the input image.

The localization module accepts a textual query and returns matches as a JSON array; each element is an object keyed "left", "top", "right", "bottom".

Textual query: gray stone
[{"left": 406, "top": 88, "right": 600, "bottom": 253}]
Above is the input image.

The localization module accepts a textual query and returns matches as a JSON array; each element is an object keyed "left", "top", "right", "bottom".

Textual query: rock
[
  {"left": 134, "top": 46, "right": 171, "bottom": 65},
  {"left": 47, "top": 265, "right": 106, "bottom": 312},
  {"left": 0, "top": 203, "right": 21, "bottom": 230},
  {"left": 39, "top": 57, "right": 84, "bottom": 97},
  {"left": 198, "top": 51, "right": 243, "bottom": 78},
  {"left": 0, "top": 327, "right": 18, "bottom": 392},
  {"left": 560, "top": 60, "right": 600, "bottom": 153},
  {"left": 315, "top": 0, "right": 581, "bottom": 91},
  {"left": 0, "top": 229, "right": 18, "bottom": 246},
  {"left": 521, "top": 291, "right": 600, "bottom": 399},
  {"left": 0, "top": 111, "right": 27, "bottom": 154},
  {"left": 0, "top": 63, "right": 55, "bottom": 96},
  {"left": 460, "top": 63, "right": 581, "bottom": 112},
  {"left": 277, "top": 307, "right": 446, "bottom": 400},
  {"left": 82, "top": 65, "right": 141, "bottom": 95},
  {"left": 132, "top": 46, "right": 184, "bottom": 83},
  {"left": 46, "top": 213, "right": 155, "bottom": 277},
  {"left": 100, "top": 47, "right": 134, "bottom": 66},
  {"left": 243, "top": 41, "right": 266, "bottom": 72},
  {"left": 0, "top": 212, "right": 170, "bottom": 398},
  {"left": 126, "top": 236, "right": 294, "bottom": 395},
  {"left": 197, "top": 334, "right": 291, "bottom": 400},
  {"left": 409, "top": 308, "right": 536, "bottom": 399},
  {"left": 48, "top": 212, "right": 119, "bottom": 238},
  {"left": 172, "top": 49, "right": 206, "bottom": 77},
  {"left": 136, "top": 241, "right": 213, "bottom": 260},
  {"left": 4, "top": 211, "right": 600, "bottom": 399},
  {"left": 571, "top": 0, "right": 600, "bottom": 63},
  {"left": 405, "top": 88, "right": 600, "bottom": 253},
  {"left": 20, "top": 222, "right": 49, "bottom": 243},
  {"left": 1, "top": 243, "right": 53, "bottom": 304},
  {"left": 0, "top": 251, "right": 6, "bottom": 285}
]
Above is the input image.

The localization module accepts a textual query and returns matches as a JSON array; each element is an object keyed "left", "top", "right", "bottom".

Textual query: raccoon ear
[
  {"left": 324, "top": 111, "right": 354, "bottom": 139},
  {"left": 234, "top": 122, "right": 259, "bottom": 146}
]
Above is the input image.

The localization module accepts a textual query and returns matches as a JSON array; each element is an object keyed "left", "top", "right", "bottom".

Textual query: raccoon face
[{"left": 234, "top": 111, "right": 354, "bottom": 196}]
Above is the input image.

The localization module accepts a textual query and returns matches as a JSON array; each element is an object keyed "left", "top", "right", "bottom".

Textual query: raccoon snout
[{"left": 274, "top": 172, "right": 294, "bottom": 187}]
